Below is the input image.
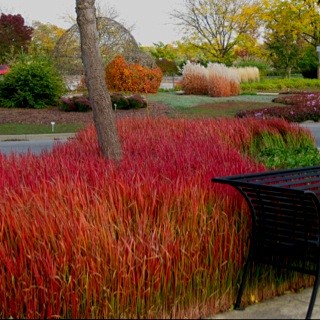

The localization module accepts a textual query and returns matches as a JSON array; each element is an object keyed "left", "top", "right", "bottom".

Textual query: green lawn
[
  {"left": 0, "top": 123, "right": 84, "bottom": 135},
  {"left": 148, "top": 92, "right": 283, "bottom": 118}
]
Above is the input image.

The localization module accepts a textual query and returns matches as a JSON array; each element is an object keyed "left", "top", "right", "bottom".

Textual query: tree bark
[{"left": 76, "top": 0, "right": 122, "bottom": 161}]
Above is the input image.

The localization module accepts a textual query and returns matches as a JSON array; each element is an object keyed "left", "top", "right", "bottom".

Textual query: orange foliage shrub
[{"left": 105, "top": 55, "right": 163, "bottom": 93}]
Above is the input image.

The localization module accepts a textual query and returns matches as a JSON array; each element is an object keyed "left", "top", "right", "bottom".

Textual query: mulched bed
[{"left": 0, "top": 102, "right": 172, "bottom": 125}]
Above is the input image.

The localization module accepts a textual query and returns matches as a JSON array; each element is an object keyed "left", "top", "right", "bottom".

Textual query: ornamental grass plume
[
  {"left": 207, "top": 63, "right": 240, "bottom": 97},
  {"left": 230, "top": 67, "right": 260, "bottom": 83},
  {"left": 181, "top": 61, "right": 208, "bottom": 95},
  {"left": 181, "top": 62, "right": 241, "bottom": 97}
]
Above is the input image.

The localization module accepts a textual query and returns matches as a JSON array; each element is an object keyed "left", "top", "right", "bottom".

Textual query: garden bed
[{"left": 0, "top": 102, "right": 172, "bottom": 125}]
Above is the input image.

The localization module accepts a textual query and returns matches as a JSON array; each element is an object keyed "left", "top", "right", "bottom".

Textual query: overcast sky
[{"left": 1, "top": 0, "right": 185, "bottom": 46}]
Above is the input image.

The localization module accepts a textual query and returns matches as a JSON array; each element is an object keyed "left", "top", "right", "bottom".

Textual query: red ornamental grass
[{"left": 0, "top": 117, "right": 306, "bottom": 318}]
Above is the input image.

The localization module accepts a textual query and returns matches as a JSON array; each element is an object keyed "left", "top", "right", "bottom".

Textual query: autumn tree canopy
[
  {"left": 261, "top": 0, "right": 320, "bottom": 77},
  {"left": 0, "top": 13, "right": 33, "bottom": 63},
  {"left": 171, "top": 0, "right": 262, "bottom": 63},
  {"left": 28, "top": 22, "right": 65, "bottom": 57}
]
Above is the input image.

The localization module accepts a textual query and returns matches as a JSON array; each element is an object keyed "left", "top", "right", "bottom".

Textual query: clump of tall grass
[
  {"left": 207, "top": 63, "right": 240, "bottom": 97},
  {"left": 0, "top": 117, "right": 314, "bottom": 319},
  {"left": 181, "top": 62, "right": 241, "bottom": 97},
  {"left": 230, "top": 66, "right": 260, "bottom": 83},
  {"left": 181, "top": 62, "right": 208, "bottom": 95}
]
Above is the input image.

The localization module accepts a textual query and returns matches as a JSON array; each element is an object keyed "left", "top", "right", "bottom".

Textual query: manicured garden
[{"left": 2, "top": 56, "right": 320, "bottom": 318}]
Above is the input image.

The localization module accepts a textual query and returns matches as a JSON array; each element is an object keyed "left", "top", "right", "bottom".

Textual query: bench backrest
[{"left": 212, "top": 166, "right": 320, "bottom": 274}]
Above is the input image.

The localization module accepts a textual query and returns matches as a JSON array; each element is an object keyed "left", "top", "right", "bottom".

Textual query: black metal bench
[{"left": 211, "top": 166, "right": 320, "bottom": 319}]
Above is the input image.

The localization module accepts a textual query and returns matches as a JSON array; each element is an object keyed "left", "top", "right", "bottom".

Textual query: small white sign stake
[{"left": 51, "top": 121, "right": 56, "bottom": 132}]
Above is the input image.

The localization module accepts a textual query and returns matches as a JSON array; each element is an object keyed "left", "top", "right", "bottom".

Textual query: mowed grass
[
  {"left": 172, "top": 101, "right": 285, "bottom": 118},
  {"left": 149, "top": 92, "right": 284, "bottom": 118},
  {"left": 0, "top": 123, "right": 85, "bottom": 135},
  {"left": 149, "top": 92, "right": 279, "bottom": 109}
]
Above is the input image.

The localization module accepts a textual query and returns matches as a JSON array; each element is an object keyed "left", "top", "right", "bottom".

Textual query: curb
[{"left": 0, "top": 133, "right": 76, "bottom": 142}]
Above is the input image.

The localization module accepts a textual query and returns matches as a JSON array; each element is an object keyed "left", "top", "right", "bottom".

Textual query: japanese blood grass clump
[{"left": 0, "top": 117, "right": 315, "bottom": 318}]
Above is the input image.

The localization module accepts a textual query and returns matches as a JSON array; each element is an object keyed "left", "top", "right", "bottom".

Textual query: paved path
[
  {"left": 0, "top": 133, "right": 75, "bottom": 155},
  {"left": 0, "top": 133, "right": 75, "bottom": 142},
  {"left": 209, "top": 287, "right": 320, "bottom": 319}
]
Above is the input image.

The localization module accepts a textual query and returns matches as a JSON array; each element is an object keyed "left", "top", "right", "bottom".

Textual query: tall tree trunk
[{"left": 76, "top": 0, "right": 122, "bottom": 161}]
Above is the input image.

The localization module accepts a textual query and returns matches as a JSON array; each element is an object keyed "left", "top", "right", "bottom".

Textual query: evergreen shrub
[{"left": 0, "top": 55, "right": 65, "bottom": 108}]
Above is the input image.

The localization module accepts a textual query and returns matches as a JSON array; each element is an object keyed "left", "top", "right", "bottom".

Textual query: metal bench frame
[{"left": 212, "top": 166, "right": 320, "bottom": 319}]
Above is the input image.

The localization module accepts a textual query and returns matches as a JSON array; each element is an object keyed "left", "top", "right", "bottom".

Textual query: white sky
[{"left": 0, "top": 0, "right": 184, "bottom": 46}]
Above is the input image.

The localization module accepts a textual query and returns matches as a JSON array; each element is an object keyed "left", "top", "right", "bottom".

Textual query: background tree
[
  {"left": 171, "top": 0, "right": 261, "bottom": 63},
  {"left": 28, "top": 22, "right": 65, "bottom": 57},
  {"left": 0, "top": 13, "right": 33, "bottom": 63},
  {"left": 263, "top": 0, "right": 305, "bottom": 77},
  {"left": 298, "top": 0, "right": 320, "bottom": 46},
  {"left": 261, "top": 0, "right": 320, "bottom": 77},
  {"left": 76, "top": 0, "right": 122, "bottom": 161},
  {"left": 146, "top": 42, "right": 178, "bottom": 61}
]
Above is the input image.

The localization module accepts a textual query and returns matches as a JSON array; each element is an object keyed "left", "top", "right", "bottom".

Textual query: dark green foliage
[
  {"left": 298, "top": 46, "right": 318, "bottom": 79},
  {"left": 127, "top": 94, "right": 147, "bottom": 109},
  {"left": 60, "top": 96, "right": 91, "bottom": 112},
  {"left": 0, "top": 56, "right": 65, "bottom": 108},
  {"left": 301, "top": 68, "right": 317, "bottom": 79},
  {"left": 59, "top": 93, "right": 147, "bottom": 112},
  {"left": 110, "top": 93, "right": 130, "bottom": 110},
  {"left": 110, "top": 93, "right": 147, "bottom": 110}
]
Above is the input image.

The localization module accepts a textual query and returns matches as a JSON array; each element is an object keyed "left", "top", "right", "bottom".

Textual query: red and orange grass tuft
[{"left": 0, "top": 117, "right": 312, "bottom": 318}]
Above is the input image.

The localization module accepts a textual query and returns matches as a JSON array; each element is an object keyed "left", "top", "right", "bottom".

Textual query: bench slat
[{"left": 211, "top": 166, "right": 320, "bottom": 319}]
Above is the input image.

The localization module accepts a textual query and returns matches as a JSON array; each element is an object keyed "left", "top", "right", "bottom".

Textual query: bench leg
[
  {"left": 235, "top": 249, "right": 253, "bottom": 310},
  {"left": 306, "top": 263, "right": 320, "bottom": 319}
]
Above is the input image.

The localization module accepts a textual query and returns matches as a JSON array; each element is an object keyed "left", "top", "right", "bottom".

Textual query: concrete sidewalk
[
  {"left": 0, "top": 132, "right": 75, "bottom": 141},
  {"left": 209, "top": 287, "right": 319, "bottom": 319}
]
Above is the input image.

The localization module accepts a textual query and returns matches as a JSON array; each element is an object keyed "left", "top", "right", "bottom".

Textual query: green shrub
[
  {"left": 59, "top": 93, "right": 148, "bottom": 112},
  {"left": 0, "top": 55, "right": 65, "bottom": 108},
  {"left": 110, "top": 93, "right": 130, "bottom": 110},
  {"left": 110, "top": 93, "right": 147, "bottom": 110},
  {"left": 241, "top": 78, "right": 320, "bottom": 92}
]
